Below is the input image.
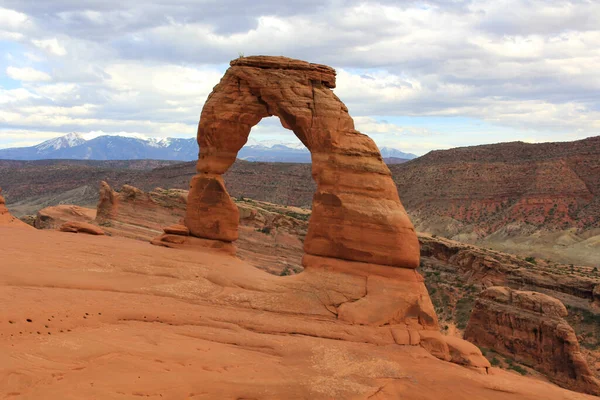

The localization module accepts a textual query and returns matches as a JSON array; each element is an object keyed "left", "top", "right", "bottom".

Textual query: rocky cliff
[
  {"left": 465, "top": 287, "right": 600, "bottom": 395},
  {"left": 392, "top": 137, "right": 600, "bottom": 265}
]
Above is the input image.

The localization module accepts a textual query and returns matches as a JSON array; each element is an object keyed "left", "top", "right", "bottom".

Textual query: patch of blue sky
[
  {"left": 0, "top": 40, "right": 26, "bottom": 89},
  {"left": 368, "top": 115, "right": 563, "bottom": 146}
]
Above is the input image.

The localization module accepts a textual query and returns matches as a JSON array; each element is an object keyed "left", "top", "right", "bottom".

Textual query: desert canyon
[{"left": 1, "top": 56, "right": 600, "bottom": 399}]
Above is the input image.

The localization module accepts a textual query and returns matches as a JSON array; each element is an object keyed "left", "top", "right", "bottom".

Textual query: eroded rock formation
[
  {"left": 465, "top": 286, "right": 600, "bottom": 395},
  {"left": 151, "top": 56, "right": 487, "bottom": 368},
  {"left": 34, "top": 205, "right": 96, "bottom": 230},
  {"left": 59, "top": 221, "right": 105, "bottom": 235},
  {"left": 155, "top": 55, "right": 418, "bottom": 269},
  {"left": 96, "top": 182, "right": 188, "bottom": 240}
]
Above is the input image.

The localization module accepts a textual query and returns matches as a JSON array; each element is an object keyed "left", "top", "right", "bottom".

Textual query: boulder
[
  {"left": 34, "top": 205, "right": 96, "bottom": 230},
  {"left": 60, "top": 221, "right": 105, "bottom": 235}
]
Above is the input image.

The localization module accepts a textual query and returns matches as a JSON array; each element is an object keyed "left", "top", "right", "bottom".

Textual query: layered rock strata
[
  {"left": 465, "top": 286, "right": 600, "bottom": 395},
  {"left": 59, "top": 221, "right": 105, "bottom": 235}
]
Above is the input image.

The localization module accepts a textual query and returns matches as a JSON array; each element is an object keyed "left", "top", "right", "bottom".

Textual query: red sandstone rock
[
  {"left": 34, "top": 205, "right": 96, "bottom": 230},
  {"left": 149, "top": 56, "right": 491, "bottom": 369},
  {"left": 96, "top": 180, "right": 118, "bottom": 222},
  {"left": 59, "top": 221, "right": 105, "bottom": 235},
  {"left": 444, "top": 336, "right": 491, "bottom": 371},
  {"left": 163, "top": 224, "right": 190, "bottom": 236},
  {"left": 465, "top": 286, "right": 600, "bottom": 396},
  {"left": 185, "top": 175, "right": 239, "bottom": 241},
  {"left": 185, "top": 55, "right": 418, "bottom": 268},
  {"left": 151, "top": 234, "right": 237, "bottom": 256},
  {"left": 1, "top": 227, "right": 594, "bottom": 399},
  {"left": 96, "top": 182, "right": 188, "bottom": 241}
]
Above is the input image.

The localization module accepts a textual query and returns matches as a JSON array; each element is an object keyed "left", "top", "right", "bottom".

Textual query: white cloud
[
  {"left": 0, "top": 7, "right": 29, "bottom": 29},
  {"left": 0, "top": 0, "right": 598, "bottom": 153},
  {"left": 0, "top": 87, "right": 38, "bottom": 104},
  {"left": 354, "top": 117, "right": 438, "bottom": 137},
  {"left": 32, "top": 38, "right": 67, "bottom": 56},
  {"left": 105, "top": 63, "right": 222, "bottom": 98},
  {"left": 6, "top": 66, "right": 52, "bottom": 82}
]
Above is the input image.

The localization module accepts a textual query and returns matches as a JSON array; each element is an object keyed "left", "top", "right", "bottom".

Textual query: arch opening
[{"left": 223, "top": 116, "right": 315, "bottom": 275}]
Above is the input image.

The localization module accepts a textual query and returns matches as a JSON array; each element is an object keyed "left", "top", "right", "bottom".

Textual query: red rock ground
[{"left": 0, "top": 226, "right": 596, "bottom": 399}]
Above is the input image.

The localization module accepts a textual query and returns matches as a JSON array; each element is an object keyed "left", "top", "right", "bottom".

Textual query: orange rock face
[
  {"left": 186, "top": 175, "right": 239, "bottom": 241},
  {"left": 180, "top": 55, "right": 419, "bottom": 268},
  {"left": 465, "top": 286, "right": 600, "bottom": 396},
  {"left": 34, "top": 205, "right": 96, "bottom": 229},
  {"left": 1, "top": 227, "right": 595, "bottom": 399},
  {"left": 59, "top": 221, "right": 105, "bottom": 235},
  {"left": 96, "top": 182, "right": 188, "bottom": 241}
]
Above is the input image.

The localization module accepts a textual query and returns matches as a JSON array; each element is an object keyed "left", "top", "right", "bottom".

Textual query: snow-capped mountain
[
  {"left": 0, "top": 132, "right": 88, "bottom": 159},
  {"left": 0, "top": 133, "right": 418, "bottom": 162},
  {"left": 36, "top": 132, "right": 87, "bottom": 151},
  {"left": 379, "top": 146, "right": 418, "bottom": 160}
]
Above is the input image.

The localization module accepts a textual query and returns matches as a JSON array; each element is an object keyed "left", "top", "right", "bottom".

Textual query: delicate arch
[{"left": 184, "top": 56, "right": 419, "bottom": 269}]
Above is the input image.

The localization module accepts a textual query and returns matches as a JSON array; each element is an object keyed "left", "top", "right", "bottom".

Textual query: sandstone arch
[
  {"left": 149, "top": 57, "right": 493, "bottom": 367},
  {"left": 185, "top": 56, "right": 419, "bottom": 269}
]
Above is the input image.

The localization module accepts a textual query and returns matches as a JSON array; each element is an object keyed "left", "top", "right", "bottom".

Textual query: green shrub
[
  {"left": 455, "top": 296, "right": 475, "bottom": 329},
  {"left": 508, "top": 364, "right": 528, "bottom": 375}
]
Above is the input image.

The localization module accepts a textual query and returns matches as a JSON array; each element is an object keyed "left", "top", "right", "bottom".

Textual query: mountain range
[{"left": 0, "top": 133, "right": 417, "bottom": 162}]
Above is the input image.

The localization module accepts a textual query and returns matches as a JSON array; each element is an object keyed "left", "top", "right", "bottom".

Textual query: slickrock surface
[
  {"left": 0, "top": 187, "right": 32, "bottom": 229},
  {"left": 0, "top": 226, "right": 595, "bottom": 399},
  {"left": 179, "top": 55, "right": 419, "bottom": 269},
  {"left": 465, "top": 287, "right": 600, "bottom": 396}
]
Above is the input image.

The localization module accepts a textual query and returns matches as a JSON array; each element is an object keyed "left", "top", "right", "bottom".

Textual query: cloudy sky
[{"left": 0, "top": 0, "right": 598, "bottom": 155}]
